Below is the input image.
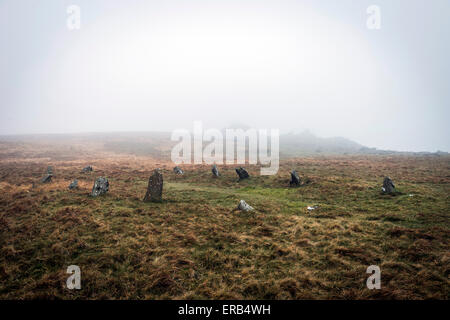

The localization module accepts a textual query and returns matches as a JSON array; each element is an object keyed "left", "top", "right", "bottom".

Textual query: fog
[{"left": 1, "top": 0, "right": 449, "bottom": 152}]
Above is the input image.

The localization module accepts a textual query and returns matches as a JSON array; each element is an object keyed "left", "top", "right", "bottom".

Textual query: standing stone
[
  {"left": 235, "top": 167, "right": 249, "bottom": 181},
  {"left": 82, "top": 165, "right": 93, "bottom": 173},
  {"left": 382, "top": 176, "right": 395, "bottom": 194},
  {"left": 68, "top": 179, "right": 78, "bottom": 190},
  {"left": 91, "top": 177, "right": 109, "bottom": 197},
  {"left": 173, "top": 166, "right": 184, "bottom": 175},
  {"left": 47, "top": 166, "right": 53, "bottom": 175},
  {"left": 212, "top": 164, "right": 219, "bottom": 177},
  {"left": 41, "top": 174, "right": 52, "bottom": 183},
  {"left": 143, "top": 169, "right": 163, "bottom": 202},
  {"left": 290, "top": 170, "right": 301, "bottom": 187},
  {"left": 237, "top": 200, "right": 254, "bottom": 212}
]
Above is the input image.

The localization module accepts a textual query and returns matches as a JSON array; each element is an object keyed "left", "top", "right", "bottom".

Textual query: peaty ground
[{"left": 0, "top": 141, "right": 449, "bottom": 299}]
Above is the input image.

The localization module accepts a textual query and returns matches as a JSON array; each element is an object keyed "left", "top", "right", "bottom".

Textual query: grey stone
[
  {"left": 68, "top": 179, "right": 78, "bottom": 190},
  {"left": 41, "top": 174, "right": 52, "bottom": 183},
  {"left": 235, "top": 167, "right": 249, "bottom": 181},
  {"left": 143, "top": 169, "right": 163, "bottom": 202},
  {"left": 212, "top": 164, "right": 219, "bottom": 177},
  {"left": 173, "top": 166, "right": 184, "bottom": 175},
  {"left": 382, "top": 176, "right": 395, "bottom": 194},
  {"left": 237, "top": 200, "right": 254, "bottom": 211},
  {"left": 91, "top": 177, "right": 109, "bottom": 197},
  {"left": 290, "top": 170, "right": 300, "bottom": 187},
  {"left": 47, "top": 166, "right": 53, "bottom": 175},
  {"left": 82, "top": 165, "right": 93, "bottom": 173}
]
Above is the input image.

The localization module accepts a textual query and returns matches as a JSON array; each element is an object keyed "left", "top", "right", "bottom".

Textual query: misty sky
[{"left": 1, "top": 0, "right": 449, "bottom": 151}]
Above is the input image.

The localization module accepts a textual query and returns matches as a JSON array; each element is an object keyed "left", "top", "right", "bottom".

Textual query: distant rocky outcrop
[{"left": 280, "top": 130, "right": 365, "bottom": 156}]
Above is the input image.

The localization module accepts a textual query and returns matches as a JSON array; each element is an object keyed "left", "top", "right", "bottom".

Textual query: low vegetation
[{"left": 0, "top": 142, "right": 448, "bottom": 299}]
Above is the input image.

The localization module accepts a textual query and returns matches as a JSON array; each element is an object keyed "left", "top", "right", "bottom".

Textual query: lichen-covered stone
[
  {"left": 290, "top": 170, "right": 300, "bottom": 187},
  {"left": 82, "top": 166, "right": 93, "bottom": 173},
  {"left": 91, "top": 177, "right": 109, "bottom": 197},
  {"left": 212, "top": 164, "right": 219, "bottom": 177},
  {"left": 235, "top": 167, "right": 249, "bottom": 181},
  {"left": 382, "top": 176, "right": 395, "bottom": 194},
  {"left": 143, "top": 169, "right": 163, "bottom": 202},
  {"left": 68, "top": 179, "right": 78, "bottom": 190},
  {"left": 237, "top": 200, "right": 254, "bottom": 211},
  {"left": 173, "top": 166, "right": 184, "bottom": 175}
]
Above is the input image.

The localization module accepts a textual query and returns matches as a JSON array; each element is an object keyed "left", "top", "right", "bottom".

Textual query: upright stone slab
[
  {"left": 143, "top": 169, "right": 163, "bottom": 202},
  {"left": 47, "top": 166, "right": 53, "bottom": 175},
  {"left": 290, "top": 170, "right": 300, "bottom": 187},
  {"left": 91, "top": 177, "right": 109, "bottom": 197},
  {"left": 173, "top": 166, "right": 184, "bottom": 175},
  {"left": 382, "top": 176, "right": 395, "bottom": 194},
  {"left": 212, "top": 164, "right": 219, "bottom": 177},
  {"left": 235, "top": 167, "right": 249, "bottom": 181}
]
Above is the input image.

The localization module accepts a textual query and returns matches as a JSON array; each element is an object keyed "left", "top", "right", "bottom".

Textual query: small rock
[
  {"left": 212, "top": 164, "right": 219, "bottom": 177},
  {"left": 91, "top": 177, "right": 109, "bottom": 197},
  {"left": 82, "top": 166, "right": 93, "bottom": 173},
  {"left": 41, "top": 174, "right": 52, "bottom": 183},
  {"left": 68, "top": 179, "right": 78, "bottom": 190},
  {"left": 238, "top": 200, "right": 254, "bottom": 211},
  {"left": 143, "top": 169, "right": 163, "bottom": 202},
  {"left": 307, "top": 205, "right": 319, "bottom": 212},
  {"left": 235, "top": 167, "right": 249, "bottom": 181},
  {"left": 290, "top": 170, "right": 300, "bottom": 187},
  {"left": 173, "top": 166, "right": 184, "bottom": 175}
]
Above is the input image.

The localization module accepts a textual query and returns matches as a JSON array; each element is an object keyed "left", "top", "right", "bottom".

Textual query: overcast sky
[{"left": 0, "top": 0, "right": 449, "bottom": 151}]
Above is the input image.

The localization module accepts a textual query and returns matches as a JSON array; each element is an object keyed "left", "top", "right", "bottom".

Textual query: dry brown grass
[{"left": 0, "top": 141, "right": 449, "bottom": 299}]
